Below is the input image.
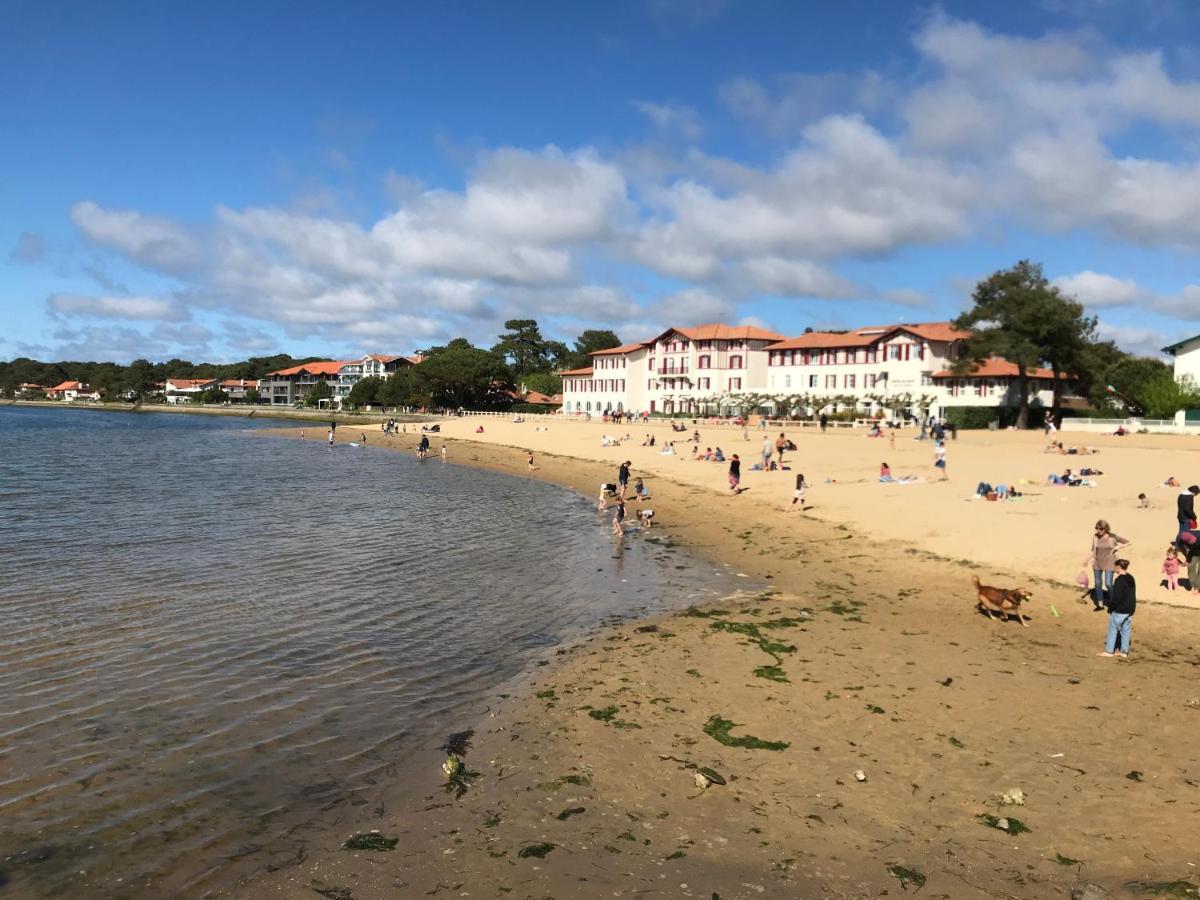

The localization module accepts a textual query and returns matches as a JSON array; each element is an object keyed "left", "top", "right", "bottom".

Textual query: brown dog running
[{"left": 973, "top": 576, "right": 1032, "bottom": 627}]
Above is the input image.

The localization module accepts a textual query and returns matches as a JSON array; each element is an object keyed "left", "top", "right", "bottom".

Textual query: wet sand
[{"left": 233, "top": 420, "right": 1200, "bottom": 899}]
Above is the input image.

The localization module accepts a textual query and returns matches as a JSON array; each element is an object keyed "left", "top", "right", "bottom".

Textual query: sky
[{"left": 3, "top": 0, "right": 1199, "bottom": 364}]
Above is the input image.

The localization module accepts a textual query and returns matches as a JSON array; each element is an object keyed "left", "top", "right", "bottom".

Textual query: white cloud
[
  {"left": 634, "top": 101, "right": 704, "bottom": 141},
  {"left": 739, "top": 257, "right": 857, "bottom": 297},
  {"left": 1052, "top": 270, "right": 1148, "bottom": 307},
  {"left": 650, "top": 288, "right": 733, "bottom": 324},
  {"left": 1095, "top": 320, "right": 1170, "bottom": 357},
  {"left": 71, "top": 200, "right": 201, "bottom": 273},
  {"left": 48, "top": 293, "right": 188, "bottom": 321}
]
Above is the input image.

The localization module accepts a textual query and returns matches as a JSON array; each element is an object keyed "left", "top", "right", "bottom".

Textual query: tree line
[{"left": 0, "top": 323, "right": 623, "bottom": 409}]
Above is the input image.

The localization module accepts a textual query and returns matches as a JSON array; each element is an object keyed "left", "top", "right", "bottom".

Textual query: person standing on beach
[
  {"left": 789, "top": 473, "right": 809, "bottom": 511},
  {"left": 1177, "top": 485, "right": 1198, "bottom": 534},
  {"left": 761, "top": 434, "right": 773, "bottom": 470},
  {"left": 728, "top": 454, "right": 742, "bottom": 494},
  {"left": 1084, "top": 520, "right": 1131, "bottom": 611},
  {"left": 441, "top": 445, "right": 447, "bottom": 460},
  {"left": 1162, "top": 545, "right": 1182, "bottom": 591},
  {"left": 775, "top": 433, "right": 788, "bottom": 466},
  {"left": 933, "top": 440, "right": 948, "bottom": 480},
  {"left": 527, "top": 451, "right": 536, "bottom": 471},
  {"left": 819, "top": 413, "right": 828, "bottom": 433},
  {"left": 1098, "top": 559, "right": 1135, "bottom": 658},
  {"left": 327, "top": 429, "right": 335, "bottom": 448},
  {"left": 618, "top": 461, "right": 631, "bottom": 498}
]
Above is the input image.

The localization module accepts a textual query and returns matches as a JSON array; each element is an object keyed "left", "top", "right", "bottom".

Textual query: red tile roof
[
  {"left": 265, "top": 361, "right": 348, "bottom": 377},
  {"left": 559, "top": 366, "right": 594, "bottom": 377},
  {"left": 47, "top": 381, "right": 82, "bottom": 393},
  {"left": 220, "top": 379, "right": 259, "bottom": 389},
  {"left": 674, "top": 323, "right": 787, "bottom": 342},
  {"left": 931, "top": 359, "right": 1062, "bottom": 379},
  {"left": 590, "top": 341, "right": 649, "bottom": 356},
  {"left": 768, "top": 321, "right": 970, "bottom": 351},
  {"left": 166, "top": 378, "right": 217, "bottom": 389},
  {"left": 523, "top": 391, "right": 560, "bottom": 405}
]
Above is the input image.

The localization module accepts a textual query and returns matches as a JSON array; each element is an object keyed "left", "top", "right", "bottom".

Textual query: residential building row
[
  {"left": 259, "top": 353, "right": 423, "bottom": 406},
  {"left": 560, "top": 321, "right": 1073, "bottom": 420}
]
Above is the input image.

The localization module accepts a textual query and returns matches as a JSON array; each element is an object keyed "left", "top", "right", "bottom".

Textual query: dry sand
[{"left": 233, "top": 419, "right": 1200, "bottom": 900}]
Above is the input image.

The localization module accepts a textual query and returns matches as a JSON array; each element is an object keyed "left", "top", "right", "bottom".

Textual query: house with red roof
[
  {"left": 164, "top": 377, "right": 218, "bottom": 404},
  {"left": 259, "top": 354, "right": 424, "bottom": 407},
  {"left": 45, "top": 381, "right": 102, "bottom": 402}
]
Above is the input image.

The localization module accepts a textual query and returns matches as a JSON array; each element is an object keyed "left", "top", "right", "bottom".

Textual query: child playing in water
[
  {"left": 1163, "top": 545, "right": 1182, "bottom": 591},
  {"left": 612, "top": 497, "right": 626, "bottom": 535},
  {"left": 633, "top": 477, "right": 650, "bottom": 501}
]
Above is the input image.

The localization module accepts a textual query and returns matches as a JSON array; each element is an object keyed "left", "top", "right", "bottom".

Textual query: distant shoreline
[{"left": 3, "top": 399, "right": 409, "bottom": 426}]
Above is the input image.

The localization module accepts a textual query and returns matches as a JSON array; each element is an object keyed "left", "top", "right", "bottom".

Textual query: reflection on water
[{"left": 0, "top": 408, "right": 740, "bottom": 896}]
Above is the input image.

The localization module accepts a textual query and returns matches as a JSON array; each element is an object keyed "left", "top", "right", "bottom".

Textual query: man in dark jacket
[
  {"left": 1100, "top": 559, "right": 1135, "bottom": 658},
  {"left": 1178, "top": 485, "right": 1198, "bottom": 534}
]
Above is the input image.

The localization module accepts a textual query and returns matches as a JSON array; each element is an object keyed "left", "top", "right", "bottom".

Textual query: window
[
  {"left": 728, "top": 377, "right": 742, "bottom": 390},
  {"left": 698, "top": 355, "right": 711, "bottom": 369},
  {"left": 867, "top": 349, "right": 877, "bottom": 363},
  {"left": 825, "top": 374, "right": 836, "bottom": 389},
  {"left": 785, "top": 375, "right": 791, "bottom": 388},
  {"left": 975, "top": 381, "right": 986, "bottom": 396},
  {"left": 809, "top": 374, "right": 818, "bottom": 388},
  {"left": 844, "top": 374, "right": 856, "bottom": 389},
  {"left": 729, "top": 355, "right": 743, "bottom": 369},
  {"left": 801, "top": 351, "right": 810, "bottom": 365},
  {"left": 698, "top": 377, "right": 711, "bottom": 390},
  {"left": 921, "top": 373, "right": 933, "bottom": 386},
  {"left": 889, "top": 345, "right": 901, "bottom": 361}
]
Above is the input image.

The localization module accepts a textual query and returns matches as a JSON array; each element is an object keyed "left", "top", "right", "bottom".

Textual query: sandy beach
[{"left": 236, "top": 418, "right": 1200, "bottom": 900}]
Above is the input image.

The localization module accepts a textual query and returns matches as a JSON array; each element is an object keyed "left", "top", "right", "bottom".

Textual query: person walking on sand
[
  {"left": 612, "top": 497, "right": 626, "bottom": 535},
  {"left": 1084, "top": 520, "right": 1131, "bottom": 611},
  {"left": 761, "top": 434, "right": 773, "bottom": 470},
  {"left": 1162, "top": 545, "right": 1182, "bottom": 592},
  {"left": 618, "top": 461, "right": 631, "bottom": 498},
  {"left": 728, "top": 454, "right": 742, "bottom": 494},
  {"left": 775, "top": 433, "right": 788, "bottom": 466},
  {"left": 933, "top": 440, "right": 948, "bottom": 480},
  {"left": 819, "top": 413, "right": 828, "bottom": 433},
  {"left": 1098, "top": 559, "right": 1135, "bottom": 658},
  {"left": 789, "top": 473, "right": 809, "bottom": 511}
]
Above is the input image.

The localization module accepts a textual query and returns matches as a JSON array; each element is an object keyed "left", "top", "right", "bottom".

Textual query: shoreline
[
  {"left": 3, "top": 399, "right": 400, "bottom": 426},
  {"left": 231, "top": 424, "right": 1200, "bottom": 899}
]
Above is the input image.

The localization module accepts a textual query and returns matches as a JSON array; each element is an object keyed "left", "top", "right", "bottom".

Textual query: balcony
[{"left": 656, "top": 367, "right": 690, "bottom": 376}]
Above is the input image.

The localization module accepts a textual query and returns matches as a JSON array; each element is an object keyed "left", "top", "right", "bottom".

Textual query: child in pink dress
[{"left": 1163, "top": 545, "right": 1182, "bottom": 591}]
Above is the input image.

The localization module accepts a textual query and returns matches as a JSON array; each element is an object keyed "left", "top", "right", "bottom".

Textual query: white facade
[
  {"left": 562, "top": 321, "right": 1075, "bottom": 419},
  {"left": 1164, "top": 335, "right": 1200, "bottom": 385},
  {"left": 560, "top": 325, "right": 785, "bottom": 416}
]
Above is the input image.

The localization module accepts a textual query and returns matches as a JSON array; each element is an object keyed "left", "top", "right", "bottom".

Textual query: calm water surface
[{"left": 0, "top": 407, "right": 741, "bottom": 897}]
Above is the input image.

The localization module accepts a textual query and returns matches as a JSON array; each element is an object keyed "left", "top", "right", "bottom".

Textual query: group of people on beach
[{"left": 599, "top": 461, "right": 655, "bottom": 535}]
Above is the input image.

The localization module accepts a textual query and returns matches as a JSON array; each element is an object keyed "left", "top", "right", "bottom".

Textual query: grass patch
[{"left": 703, "top": 715, "right": 789, "bottom": 751}]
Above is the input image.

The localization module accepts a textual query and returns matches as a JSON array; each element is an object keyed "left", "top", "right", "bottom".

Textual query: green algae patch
[
  {"left": 1054, "top": 852, "right": 1080, "bottom": 865},
  {"left": 886, "top": 863, "right": 926, "bottom": 891},
  {"left": 703, "top": 715, "right": 789, "bottom": 751},
  {"left": 977, "top": 813, "right": 1030, "bottom": 835},
  {"left": 587, "top": 705, "right": 640, "bottom": 729},
  {"left": 556, "top": 806, "right": 586, "bottom": 820},
  {"left": 517, "top": 842, "right": 556, "bottom": 859},
  {"left": 754, "top": 665, "right": 789, "bottom": 683},
  {"left": 343, "top": 833, "right": 398, "bottom": 851}
]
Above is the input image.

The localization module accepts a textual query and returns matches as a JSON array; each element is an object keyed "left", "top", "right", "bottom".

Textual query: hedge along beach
[{"left": 240, "top": 416, "right": 1200, "bottom": 900}]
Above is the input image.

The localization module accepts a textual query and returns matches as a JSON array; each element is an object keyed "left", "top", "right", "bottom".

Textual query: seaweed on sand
[
  {"left": 556, "top": 806, "right": 586, "bottom": 820},
  {"left": 517, "top": 842, "right": 556, "bottom": 859},
  {"left": 886, "top": 863, "right": 927, "bottom": 892},
  {"left": 439, "top": 730, "right": 474, "bottom": 756},
  {"left": 709, "top": 616, "right": 806, "bottom": 680},
  {"left": 343, "top": 833, "right": 399, "bottom": 851},
  {"left": 587, "top": 705, "right": 640, "bottom": 729},
  {"left": 1126, "top": 881, "right": 1200, "bottom": 897},
  {"left": 976, "top": 813, "right": 1030, "bottom": 835},
  {"left": 703, "top": 715, "right": 789, "bottom": 751}
]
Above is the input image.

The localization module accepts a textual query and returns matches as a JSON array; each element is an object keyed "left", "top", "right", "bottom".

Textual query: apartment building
[
  {"left": 560, "top": 324, "right": 785, "bottom": 415},
  {"left": 563, "top": 320, "right": 1074, "bottom": 419},
  {"left": 260, "top": 354, "right": 423, "bottom": 406},
  {"left": 219, "top": 379, "right": 260, "bottom": 401}
]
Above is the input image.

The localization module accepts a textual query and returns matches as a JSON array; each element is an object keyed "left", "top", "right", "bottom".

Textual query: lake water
[{"left": 0, "top": 406, "right": 742, "bottom": 897}]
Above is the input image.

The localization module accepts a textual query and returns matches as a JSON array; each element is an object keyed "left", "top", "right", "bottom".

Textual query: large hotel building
[{"left": 561, "top": 321, "right": 1069, "bottom": 420}]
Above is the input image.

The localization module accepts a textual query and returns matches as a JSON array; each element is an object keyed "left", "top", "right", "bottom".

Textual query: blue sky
[{"left": 3, "top": 0, "right": 1199, "bottom": 363}]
